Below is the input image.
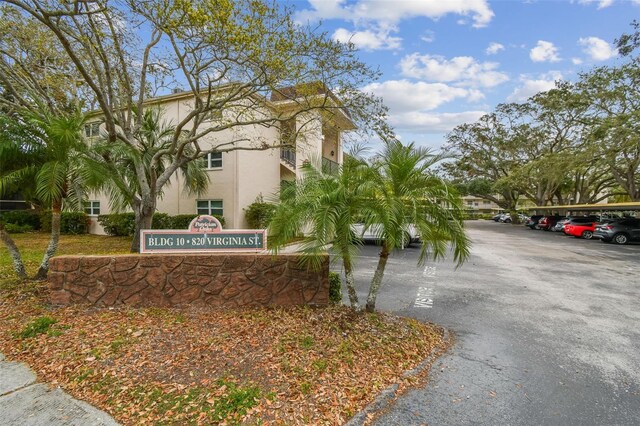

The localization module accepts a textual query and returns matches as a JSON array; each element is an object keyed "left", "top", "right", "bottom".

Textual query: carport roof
[{"left": 534, "top": 201, "right": 640, "bottom": 211}]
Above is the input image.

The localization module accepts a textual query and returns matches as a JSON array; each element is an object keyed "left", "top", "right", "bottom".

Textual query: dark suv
[
  {"left": 538, "top": 215, "right": 564, "bottom": 231},
  {"left": 524, "top": 215, "right": 544, "bottom": 229},
  {"left": 594, "top": 218, "right": 640, "bottom": 245}
]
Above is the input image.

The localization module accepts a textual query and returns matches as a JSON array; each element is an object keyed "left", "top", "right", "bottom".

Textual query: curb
[{"left": 344, "top": 327, "right": 452, "bottom": 426}]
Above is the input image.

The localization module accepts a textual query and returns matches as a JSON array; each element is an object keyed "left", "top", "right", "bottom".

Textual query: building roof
[
  {"left": 87, "top": 82, "right": 357, "bottom": 130},
  {"left": 533, "top": 202, "right": 640, "bottom": 211}
]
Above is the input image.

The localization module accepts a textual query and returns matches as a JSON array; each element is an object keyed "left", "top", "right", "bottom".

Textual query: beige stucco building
[{"left": 85, "top": 88, "right": 355, "bottom": 234}]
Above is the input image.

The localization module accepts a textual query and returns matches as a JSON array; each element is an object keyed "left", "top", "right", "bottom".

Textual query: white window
[
  {"left": 197, "top": 200, "right": 223, "bottom": 216},
  {"left": 204, "top": 152, "right": 223, "bottom": 169},
  {"left": 84, "top": 122, "right": 100, "bottom": 138},
  {"left": 84, "top": 200, "right": 100, "bottom": 215}
]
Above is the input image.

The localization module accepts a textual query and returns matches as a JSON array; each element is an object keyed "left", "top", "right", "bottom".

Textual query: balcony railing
[
  {"left": 280, "top": 147, "right": 296, "bottom": 168},
  {"left": 322, "top": 157, "right": 340, "bottom": 175}
]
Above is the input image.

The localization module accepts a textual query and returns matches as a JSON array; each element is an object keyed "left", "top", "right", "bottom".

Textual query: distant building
[{"left": 84, "top": 87, "right": 355, "bottom": 234}]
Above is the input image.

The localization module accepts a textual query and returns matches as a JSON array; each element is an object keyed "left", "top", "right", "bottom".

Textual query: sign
[{"left": 140, "top": 215, "right": 267, "bottom": 253}]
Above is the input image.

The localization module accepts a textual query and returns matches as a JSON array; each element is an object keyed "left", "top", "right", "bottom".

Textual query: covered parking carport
[{"left": 533, "top": 201, "right": 640, "bottom": 217}]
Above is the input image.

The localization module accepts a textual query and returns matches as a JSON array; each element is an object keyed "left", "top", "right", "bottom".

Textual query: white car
[{"left": 350, "top": 223, "right": 420, "bottom": 248}]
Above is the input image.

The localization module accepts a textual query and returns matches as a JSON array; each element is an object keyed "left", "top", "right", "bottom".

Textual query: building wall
[{"left": 86, "top": 95, "right": 346, "bottom": 233}]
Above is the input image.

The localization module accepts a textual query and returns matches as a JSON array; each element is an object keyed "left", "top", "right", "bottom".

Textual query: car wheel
[
  {"left": 613, "top": 233, "right": 629, "bottom": 245},
  {"left": 581, "top": 230, "right": 593, "bottom": 240},
  {"left": 505, "top": 218, "right": 512, "bottom": 223},
  {"left": 534, "top": 225, "right": 541, "bottom": 230}
]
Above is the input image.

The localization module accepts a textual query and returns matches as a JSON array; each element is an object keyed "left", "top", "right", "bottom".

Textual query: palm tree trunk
[
  {"left": 365, "top": 243, "right": 390, "bottom": 313},
  {"left": 130, "top": 200, "right": 155, "bottom": 253},
  {"left": 341, "top": 252, "right": 359, "bottom": 309},
  {"left": 0, "top": 224, "right": 28, "bottom": 280},
  {"left": 35, "top": 202, "right": 62, "bottom": 280}
]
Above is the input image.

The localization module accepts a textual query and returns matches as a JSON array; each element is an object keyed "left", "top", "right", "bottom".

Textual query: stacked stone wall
[{"left": 48, "top": 254, "right": 329, "bottom": 308}]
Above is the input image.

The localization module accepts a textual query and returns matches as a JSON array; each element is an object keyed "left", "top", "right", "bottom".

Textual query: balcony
[
  {"left": 280, "top": 147, "right": 296, "bottom": 169},
  {"left": 322, "top": 157, "right": 339, "bottom": 175}
]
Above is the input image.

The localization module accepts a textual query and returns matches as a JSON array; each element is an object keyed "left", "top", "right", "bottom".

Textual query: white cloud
[
  {"left": 421, "top": 30, "right": 435, "bottom": 43},
  {"left": 390, "top": 111, "right": 487, "bottom": 133},
  {"left": 332, "top": 26, "right": 402, "bottom": 50},
  {"left": 363, "top": 80, "right": 479, "bottom": 112},
  {"left": 399, "top": 53, "right": 509, "bottom": 88},
  {"left": 486, "top": 42, "right": 505, "bottom": 55},
  {"left": 578, "top": 36, "right": 618, "bottom": 61},
  {"left": 572, "top": 57, "right": 583, "bottom": 65},
  {"left": 297, "top": 0, "right": 494, "bottom": 28},
  {"left": 507, "top": 72, "right": 562, "bottom": 102},
  {"left": 577, "top": 0, "right": 614, "bottom": 9},
  {"left": 530, "top": 40, "right": 561, "bottom": 62}
]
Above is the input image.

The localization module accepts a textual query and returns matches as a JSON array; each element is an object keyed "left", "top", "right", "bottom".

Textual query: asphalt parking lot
[{"left": 341, "top": 220, "right": 640, "bottom": 426}]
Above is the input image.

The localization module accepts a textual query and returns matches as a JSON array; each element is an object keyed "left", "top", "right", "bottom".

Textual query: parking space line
[{"left": 414, "top": 265, "right": 437, "bottom": 308}]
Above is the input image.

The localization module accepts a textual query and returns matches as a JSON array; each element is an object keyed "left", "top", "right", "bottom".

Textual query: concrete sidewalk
[{"left": 0, "top": 353, "right": 118, "bottom": 425}]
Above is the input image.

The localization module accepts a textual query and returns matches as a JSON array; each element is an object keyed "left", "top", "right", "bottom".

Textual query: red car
[{"left": 564, "top": 222, "right": 597, "bottom": 239}]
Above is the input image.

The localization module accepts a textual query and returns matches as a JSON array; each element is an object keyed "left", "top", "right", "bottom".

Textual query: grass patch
[
  {"left": 17, "top": 316, "right": 57, "bottom": 339},
  {"left": 0, "top": 232, "right": 130, "bottom": 286}
]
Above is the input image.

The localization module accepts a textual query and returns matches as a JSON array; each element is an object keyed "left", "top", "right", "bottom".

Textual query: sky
[{"left": 290, "top": 0, "right": 638, "bottom": 149}]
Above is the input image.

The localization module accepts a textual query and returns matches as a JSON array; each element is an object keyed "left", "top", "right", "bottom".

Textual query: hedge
[
  {"left": 97, "top": 213, "right": 136, "bottom": 237},
  {"left": 97, "top": 213, "right": 226, "bottom": 236},
  {"left": 40, "top": 211, "right": 90, "bottom": 234},
  {"left": 244, "top": 201, "right": 276, "bottom": 229},
  {"left": 0, "top": 210, "right": 42, "bottom": 230}
]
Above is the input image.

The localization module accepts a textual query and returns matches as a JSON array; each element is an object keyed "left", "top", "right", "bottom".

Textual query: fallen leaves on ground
[{"left": 0, "top": 285, "right": 446, "bottom": 425}]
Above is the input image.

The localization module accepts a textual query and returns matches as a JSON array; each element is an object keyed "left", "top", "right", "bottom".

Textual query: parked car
[
  {"left": 564, "top": 221, "right": 597, "bottom": 239},
  {"left": 351, "top": 223, "right": 420, "bottom": 247},
  {"left": 594, "top": 218, "right": 640, "bottom": 245},
  {"left": 524, "top": 215, "right": 544, "bottom": 230},
  {"left": 538, "top": 215, "right": 564, "bottom": 231},
  {"left": 555, "top": 216, "right": 600, "bottom": 233},
  {"left": 492, "top": 213, "right": 502, "bottom": 222},
  {"left": 499, "top": 213, "right": 512, "bottom": 223}
]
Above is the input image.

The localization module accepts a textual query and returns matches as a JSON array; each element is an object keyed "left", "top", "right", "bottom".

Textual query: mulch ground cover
[
  {"left": 0, "top": 233, "right": 448, "bottom": 424},
  {"left": 0, "top": 283, "right": 447, "bottom": 425}
]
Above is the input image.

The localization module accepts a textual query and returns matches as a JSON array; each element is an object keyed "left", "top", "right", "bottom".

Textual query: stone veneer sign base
[{"left": 48, "top": 254, "right": 329, "bottom": 308}]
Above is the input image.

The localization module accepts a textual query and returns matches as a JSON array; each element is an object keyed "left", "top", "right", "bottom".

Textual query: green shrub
[
  {"left": 62, "top": 212, "right": 90, "bottom": 234},
  {"left": 18, "top": 316, "right": 57, "bottom": 339},
  {"left": 170, "top": 214, "right": 199, "bottom": 229},
  {"left": 151, "top": 213, "right": 172, "bottom": 229},
  {"left": 97, "top": 213, "right": 136, "bottom": 236},
  {"left": 462, "top": 212, "right": 494, "bottom": 220},
  {"left": 244, "top": 200, "right": 276, "bottom": 229},
  {"left": 0, "top": 210, "right": 41, "bottom": 230},
  {"left": 98, "top": 213, "right": 226, "bottom": 235},
  {"left": 329, "top": 271, "right": 343, "bottom": 304},
  {"left": 40, "top": 211, "right": 90, "bottom": 234},
  {"left": 3, "top": 223, "right": 33, "bottom": 233}
]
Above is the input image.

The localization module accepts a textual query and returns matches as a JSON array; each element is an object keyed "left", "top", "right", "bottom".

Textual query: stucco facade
[{"left": 86, "top": 90, "right": 354, "bottom": 234}]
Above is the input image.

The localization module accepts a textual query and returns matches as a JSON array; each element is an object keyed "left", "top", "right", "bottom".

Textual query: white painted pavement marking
[{"left": 414, "top": 265, "right": 437, "bottom": 308}]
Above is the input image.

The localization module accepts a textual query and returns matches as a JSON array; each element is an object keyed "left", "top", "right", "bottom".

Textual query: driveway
[{"left": 343, "top": 221, "right": 640, "bottom": 426}]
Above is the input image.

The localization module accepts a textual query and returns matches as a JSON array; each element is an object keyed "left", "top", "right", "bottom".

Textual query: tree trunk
[
  {"left": 130, "top": 198, "right": 155, "bottom": 253},
  {"left": 341, "top": 251, "right": 359, "bottom": 309},
  {"left": 0, "top": 224, "right": 28, "bottom": 280},
  {"left": 35, "top": 202, "right": 61, "bottom": 280},
  {"left": 365, "top": 243, "right": 390, "bottom": 313}
]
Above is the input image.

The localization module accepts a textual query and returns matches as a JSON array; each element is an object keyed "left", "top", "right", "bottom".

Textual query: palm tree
[
  {"left": 268, "top": 155, "right": 372, "bottom": 309},
  {"left": 362, "top": 139, "right": 470, "bottom": 312},
  {"left": 0, "top": 108, "right": 103, "bottom": 279},
  {"left": 90, "top": 108, "right": 209, "bottom": 252}
]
